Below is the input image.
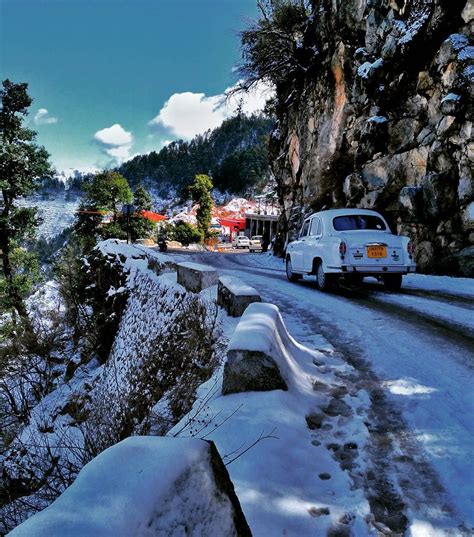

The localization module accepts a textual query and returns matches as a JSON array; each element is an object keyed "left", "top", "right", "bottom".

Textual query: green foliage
[
  {"left": 74, "top": 171, "right": 133, "bottom": 249},
  {"left": 83, "top": 170, "right": 132, "bottom": 214},
  {"left": 0, "top": 79, "right": 51, "bottom": 318},
  {"left": 55, "top": 238, "right": 128, "bottom": 362},
  {"left": 238, "top": 0, "right": 311, "bottom": 91},
  {"left": 26, "top": 227, "right": 72, "bottom": 266},
  {"left": 129, "top": 184, "right": 155, "bottom": 242},
  {"left": 213, "top": 139, "right": 271, "bottom": 194},
  {"left": 73, "top": 201, "right": 103, "bottom": 252},
  {"left": 0, "top": 247, "right": 39, "bottom": 313},
  {"left": 189, "top": 174, "right": 213, "bottom": 241},
  {"left": 117, "top": 114, "right": 274, "bottom": 194},
  {"left": 133, "top": 184, "right": 152, "bottom": 211},
  {"left": 171, "top": 221, "right": 204, "bottom": 246}
]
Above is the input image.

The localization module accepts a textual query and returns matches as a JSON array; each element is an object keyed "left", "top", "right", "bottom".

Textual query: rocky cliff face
[{"left": 271, "top": 0, "right": 473, "bottom": 274}]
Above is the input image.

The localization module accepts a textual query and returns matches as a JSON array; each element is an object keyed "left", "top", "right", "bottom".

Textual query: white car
[
  {"left": 232, "top": 235, "right": 250, "bottom": 249},
  {"left": 285, "top": 209, "right": 416, "bottom": 291},
  {"left": 249, "top": 235, "right": 263, "bottom": 252}
]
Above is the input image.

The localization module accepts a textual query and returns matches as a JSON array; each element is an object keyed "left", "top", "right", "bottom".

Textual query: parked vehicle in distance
[
  {"left": 249, "top": 235, "right": 263, "bottom": 252},
  {"left": 232, "top": 235, "right": 250, "bottom": 249},
  {"left": 285, "top": 209, "right": 416, "bottom": 291}
]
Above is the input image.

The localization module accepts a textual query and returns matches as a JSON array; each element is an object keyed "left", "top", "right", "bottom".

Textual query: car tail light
[
  {"left": 407, "top": 240, "right": 414, "bottom": 259},
  {"left": 339, "top": 241, "right": 347, "bottom": 258}
]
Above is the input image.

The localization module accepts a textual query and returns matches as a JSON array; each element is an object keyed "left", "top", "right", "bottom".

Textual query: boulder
[
  {"left": 9, "top": 437, "right": 251, "bottom": 537},
  {"left": 223, "top": 349, "right": 288, "bottom": 395},
  {"left": 415, "top": 240, "right": 435, "bottom": 272},
  {"left": 177, "top": 262, "right": 218, "bottom": 293},
  {"left": 453, "top": 246, "right": 474, "bottom": 277},
  {"left": 217, "top": 276, "right": 261, "bottom": 317},
  {"left": 399, "top": 186, "right": 423, "bottom": 220},
  {"left": 222, "top": 303, "right": 288, "bottom": 395}
]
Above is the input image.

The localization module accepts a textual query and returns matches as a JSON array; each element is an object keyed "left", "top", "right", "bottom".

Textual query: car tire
[
  {"left": 383, "top": 273, "right": 403, "bottom": 291},
  {"left": 316, "top": 262, "right": 335, "bottom": 291},
  {"left": 286, "top": 257, "right": 302, "bottom": 282}
]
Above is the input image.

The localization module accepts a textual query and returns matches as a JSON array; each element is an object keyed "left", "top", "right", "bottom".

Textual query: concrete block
[
  {"left": 217, "top": 275, "right": 261, "bottom": 317},
  {"left": 177, "top": 262, "right": 218, "bottom": 292}
]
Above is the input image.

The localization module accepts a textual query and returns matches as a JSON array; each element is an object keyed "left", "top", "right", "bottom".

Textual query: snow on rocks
[
  {"left": 357, "top": 58, "right": 383, "bottom": 79},
  {"left": 97, "top": 239, "right": 179, "bottom": 277},
  {"left": 366, "top": 115, "right": 388, "bottom": 124},
  {"left": 171, "top": 302, "right": 374, "bottom": 536},
  {"left": 222, "top": 303, "right": 290, "bottom": 394},
  {"left": 216, "top": 275, "right": 261, "bottom": 317},
  {"left": 9, "top": 436, "right": 251, "bottom": 537},
  {"left": 91, "top": 256, "right": 222, "bottom": 441},
  {"left": 1, "top": 241, "right": 221, "bottom": 532},
  {"left": 177, "top": 262, "right": 219, "bottom": 293}
]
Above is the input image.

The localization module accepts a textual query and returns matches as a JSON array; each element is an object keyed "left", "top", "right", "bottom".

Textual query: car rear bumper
[{"left": 326, "top": 264, "right": 416, "bottom": 274}]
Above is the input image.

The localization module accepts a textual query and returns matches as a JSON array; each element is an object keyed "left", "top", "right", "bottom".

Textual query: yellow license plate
[{"left": 367, "top": 245, "right": 387, "bottom": 258}]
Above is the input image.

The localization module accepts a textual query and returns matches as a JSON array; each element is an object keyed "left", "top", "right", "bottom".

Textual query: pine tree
[
  {"left": 130, "top": 184, "right": 154, "bottom": 242},
  {"left": 189, "top": 174, "right": 213, "bottom": 242},
  {"left": 0, "top": 79, "right": 51, "bottom": 319}
]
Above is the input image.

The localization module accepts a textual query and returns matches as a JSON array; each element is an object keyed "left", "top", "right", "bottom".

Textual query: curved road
[{"left": 177, "top": 250, "right": 474, "bottom": 534}]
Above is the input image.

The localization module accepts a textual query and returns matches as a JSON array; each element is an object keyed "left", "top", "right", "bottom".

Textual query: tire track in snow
[
  {"left": 225, "top": 268, "right": 469, "bottom": 534},
  {"left": 182, "top": 251, "right": 473, "bottom": 532},
  {"left": 208, "top": 254, "right": 474, "bottom": 360}
]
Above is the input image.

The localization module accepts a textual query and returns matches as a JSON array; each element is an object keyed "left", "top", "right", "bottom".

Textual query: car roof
[{"left": 307, "top": 208, "right": 385, "bottom": 220}]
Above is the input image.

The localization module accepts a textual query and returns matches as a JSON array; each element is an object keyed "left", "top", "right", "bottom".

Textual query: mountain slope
[{"left": 117, "top": 113, "right": 274, "bottom": 195}]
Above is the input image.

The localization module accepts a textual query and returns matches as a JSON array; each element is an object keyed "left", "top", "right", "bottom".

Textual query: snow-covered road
[{"left": 174, "top": 250, "right": 474, "bottom": 534}]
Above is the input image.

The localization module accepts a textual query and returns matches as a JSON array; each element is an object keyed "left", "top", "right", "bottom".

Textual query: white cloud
[
  {"left": 94, "top": 123, "right": 132, "bottom": 147},
  {"left": 148, "top": 80, "right": 273, "bottom": 139},
  {"left": 34, "top": 108, "right": 58, "bottom": 125},
  {"left": 93, "top": 123, "right": 133, "bottom": 164}
]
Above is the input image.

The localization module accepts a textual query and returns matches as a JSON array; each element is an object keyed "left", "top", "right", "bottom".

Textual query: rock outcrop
[{"left": 271, "top": 0, "right": 473, "bottom": 274}]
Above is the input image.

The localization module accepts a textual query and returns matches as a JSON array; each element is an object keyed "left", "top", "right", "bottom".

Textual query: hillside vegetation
[{"left": 118, "top": 113, "right": 274, "bottom": 195}]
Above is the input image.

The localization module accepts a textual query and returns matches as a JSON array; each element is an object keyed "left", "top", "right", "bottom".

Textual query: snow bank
[
  {"left": 9, "top": 436, "right": 250, "bottom": 537},
  {"left": 170, "top": 303, "right": 373, "bottom": 536},
  {"left": 226, "top": 302, "right": 325, "bottom": 393},
  {"left": 218, "top": 275, "right": 261, "bottom": 297},
  {"left": 97, "top": 239, "right": 180, "bottom": 276},
  {"left": 1, "top": 240, "right": 221, "bottom": 532}
]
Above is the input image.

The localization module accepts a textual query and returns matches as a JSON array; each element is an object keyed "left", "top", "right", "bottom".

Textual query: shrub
[{"left": 172, "top": 221, "right": 204, "bottom": 245}]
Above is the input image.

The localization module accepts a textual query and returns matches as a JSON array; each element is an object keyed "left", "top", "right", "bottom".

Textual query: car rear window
[{"left": 333, "top": 215, "right": 386, "bottom": 231}]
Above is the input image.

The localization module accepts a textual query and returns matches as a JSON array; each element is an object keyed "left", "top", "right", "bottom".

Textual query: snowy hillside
[{"left": 17, "top": 195, "right": 80, "bottom": 239}]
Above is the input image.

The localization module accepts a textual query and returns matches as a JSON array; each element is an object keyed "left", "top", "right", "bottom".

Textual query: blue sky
[{"left": 1, "top": 0, "right": 269, "bottom": 172}]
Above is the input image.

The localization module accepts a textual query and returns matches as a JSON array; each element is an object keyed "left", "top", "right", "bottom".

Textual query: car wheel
[
  {"left": 286, "top": 257, "right": 301, "bottom": 282},
  {"left": 316, "top": 262, "right": 334, "bottom": 291},
  {"left": 383, "top": 274, "right": 403, "bottom": 291}
]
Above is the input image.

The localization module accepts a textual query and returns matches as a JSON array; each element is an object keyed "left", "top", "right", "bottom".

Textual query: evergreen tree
[
  {"left": 0, "top": 79, "right": 51, "bottom": 319},
  {"left": 189, "top": 174, "right": 213, "bottom": 241},
  {"left": 133, "top": 183, "right": 152, "bottom": 211},
  {"left": 83, "top": 170, "right": 132, "bottom": 220},
  {"left": 117, "top": 114, "right": 274, "bottom": 194},
  {"left": 130, "top": 184, "right": 154, "bottom": 242},
  {"left": 75, "top": 171, "right": 132, "bottom": 249}
]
